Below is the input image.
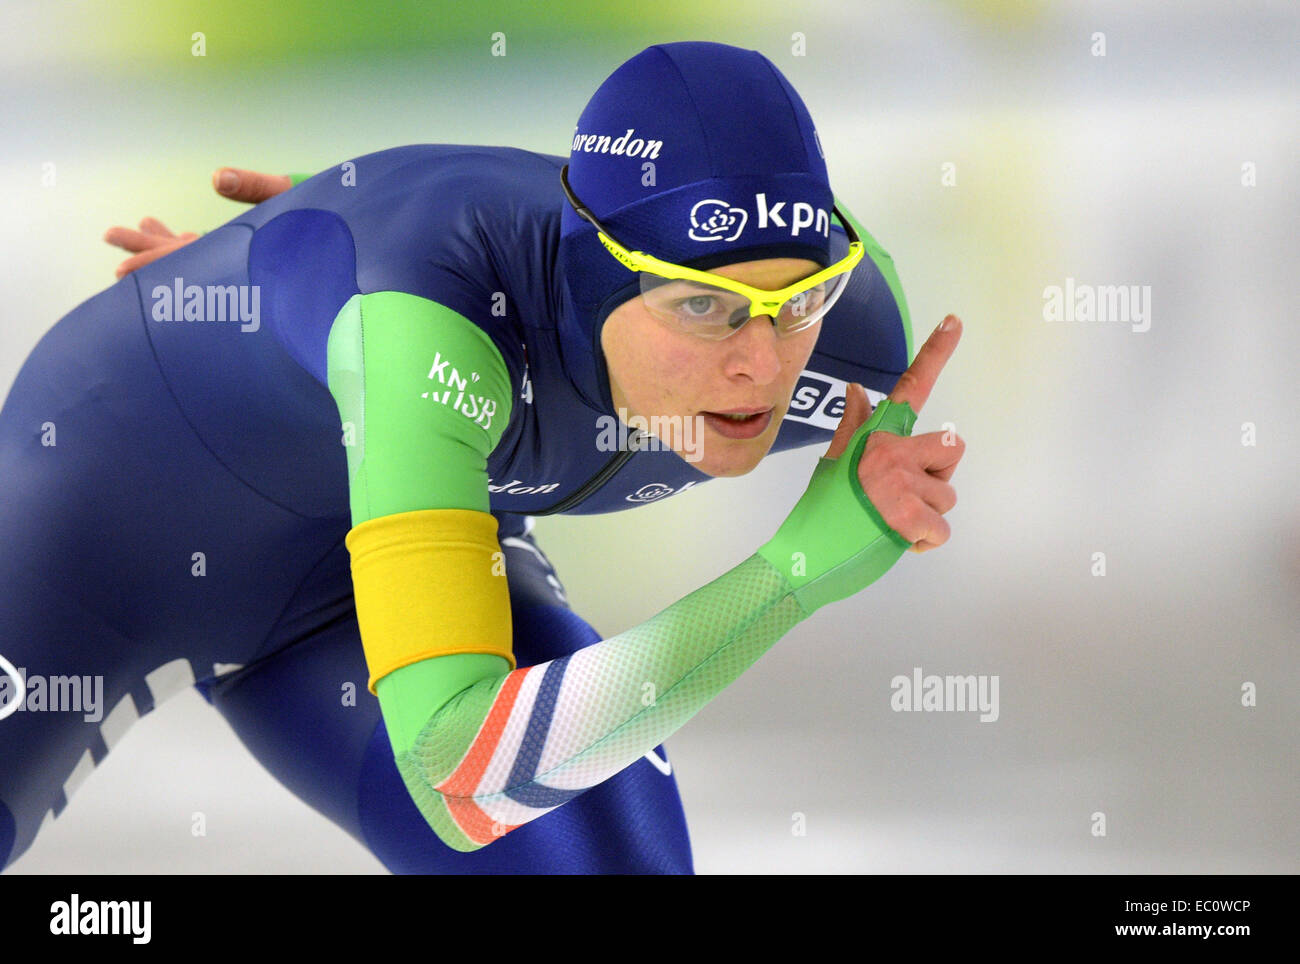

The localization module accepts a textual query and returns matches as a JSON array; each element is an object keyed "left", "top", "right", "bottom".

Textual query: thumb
[
  {"left": 823, "top": 383, "right": 872, "bottom": 460},
  {"left": 212, "top": 168, "right": 293, "bottom": 204}
]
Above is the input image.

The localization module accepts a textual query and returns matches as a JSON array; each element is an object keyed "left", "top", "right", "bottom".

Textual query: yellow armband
[{"left": 345, "top": 508, "right": 515, "bottom": 694}]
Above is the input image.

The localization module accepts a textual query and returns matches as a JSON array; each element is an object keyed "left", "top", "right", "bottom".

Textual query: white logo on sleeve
[{"left": 420, "top": 351, "right": 497, "bottom": 429}]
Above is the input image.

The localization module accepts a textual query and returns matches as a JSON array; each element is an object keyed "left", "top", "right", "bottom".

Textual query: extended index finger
[{"left": 887, "top": 314, "right": 962, "bottom": 414}]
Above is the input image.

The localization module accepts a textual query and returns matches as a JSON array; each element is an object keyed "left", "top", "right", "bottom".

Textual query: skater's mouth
[{"left": 700, "top": 407, "right": 774, "bottom": 438}]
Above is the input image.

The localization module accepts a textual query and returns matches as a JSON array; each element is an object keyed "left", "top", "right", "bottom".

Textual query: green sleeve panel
[
  {"left": 378, "top": 654, "right": 511, "bottom": 755},
  {"left": 325, "top": 291, "right": 516, "bottom": 767},
  {"left": 394, "top": 553, "right": 811, "bottom": 851},
  {"left": 757, "top": 399, "right": 917, "bottom": 614},
  {"left": 287, "top": 172, "right": 315, "bottom": 186},
  {"left": 835, "top": 198, "right": 915, "bottom": 366},
  {"left": 325, "top": 291, "right": 514, "bottom": 526}
]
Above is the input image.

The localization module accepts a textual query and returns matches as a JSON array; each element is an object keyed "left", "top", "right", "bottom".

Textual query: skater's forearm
[{"left": 373, "top": 549, "right": 807, "bottom": 852}]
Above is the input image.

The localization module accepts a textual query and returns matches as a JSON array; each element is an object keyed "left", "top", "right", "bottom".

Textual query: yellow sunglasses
[{"left": 561, "top": 164, "right": 864, "bottom": 340}]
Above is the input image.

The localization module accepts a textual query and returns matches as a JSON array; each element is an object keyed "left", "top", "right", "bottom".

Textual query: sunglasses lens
[
  {"left": 638, "top": 269, "right": 854, "bottom": 338},
  {"left": 775, "top": 270, "right": 852, "bottom": 331},
  {"left": 638, "top": 276, "right": 753, "bottom": 337}
]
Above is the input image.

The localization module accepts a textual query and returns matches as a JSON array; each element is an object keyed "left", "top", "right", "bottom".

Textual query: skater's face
[{"left": 600, "top": 257, "right": 823, "bottom": 478}]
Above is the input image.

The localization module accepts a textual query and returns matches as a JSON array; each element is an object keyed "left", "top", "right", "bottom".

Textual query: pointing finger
[{"left": 887, "top": 315, "right": 962, "bottom": 415}]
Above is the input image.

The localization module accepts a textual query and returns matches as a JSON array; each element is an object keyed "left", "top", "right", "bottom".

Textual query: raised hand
[
  {"left": 824, "top": 315, "right": 965, "bottom": 553},
  {"left": 103, "top": 217, "right": 200, "bottom": 279},
  {"left": 104, "top": 167, "right": 293, "bottom": 278}
]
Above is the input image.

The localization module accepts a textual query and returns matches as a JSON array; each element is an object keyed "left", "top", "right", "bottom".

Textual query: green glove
[{"left": 757, "top": 398, "right": 918, "bottom": 615}]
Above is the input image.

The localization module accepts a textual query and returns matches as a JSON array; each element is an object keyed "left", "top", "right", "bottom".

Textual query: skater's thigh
[{"left": 0, "top": 279, "right": 343, "bottom": 870}]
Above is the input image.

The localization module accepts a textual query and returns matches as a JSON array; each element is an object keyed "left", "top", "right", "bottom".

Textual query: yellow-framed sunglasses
[{"left": 561, "top": 164, "right": 864, "bottom": 340}]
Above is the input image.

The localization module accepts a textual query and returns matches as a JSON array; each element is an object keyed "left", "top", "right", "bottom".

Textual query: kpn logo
[
  {"left": 689, "top": 200, "right": 747, "bottom": 242},
  {"left": 688, "top": 193, "right": 832, "bottom": 243}
]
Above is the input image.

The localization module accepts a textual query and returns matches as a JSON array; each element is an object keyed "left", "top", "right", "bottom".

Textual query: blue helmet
[{"left": 557, "top": 41, "right": 840, "bottom": 412}]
